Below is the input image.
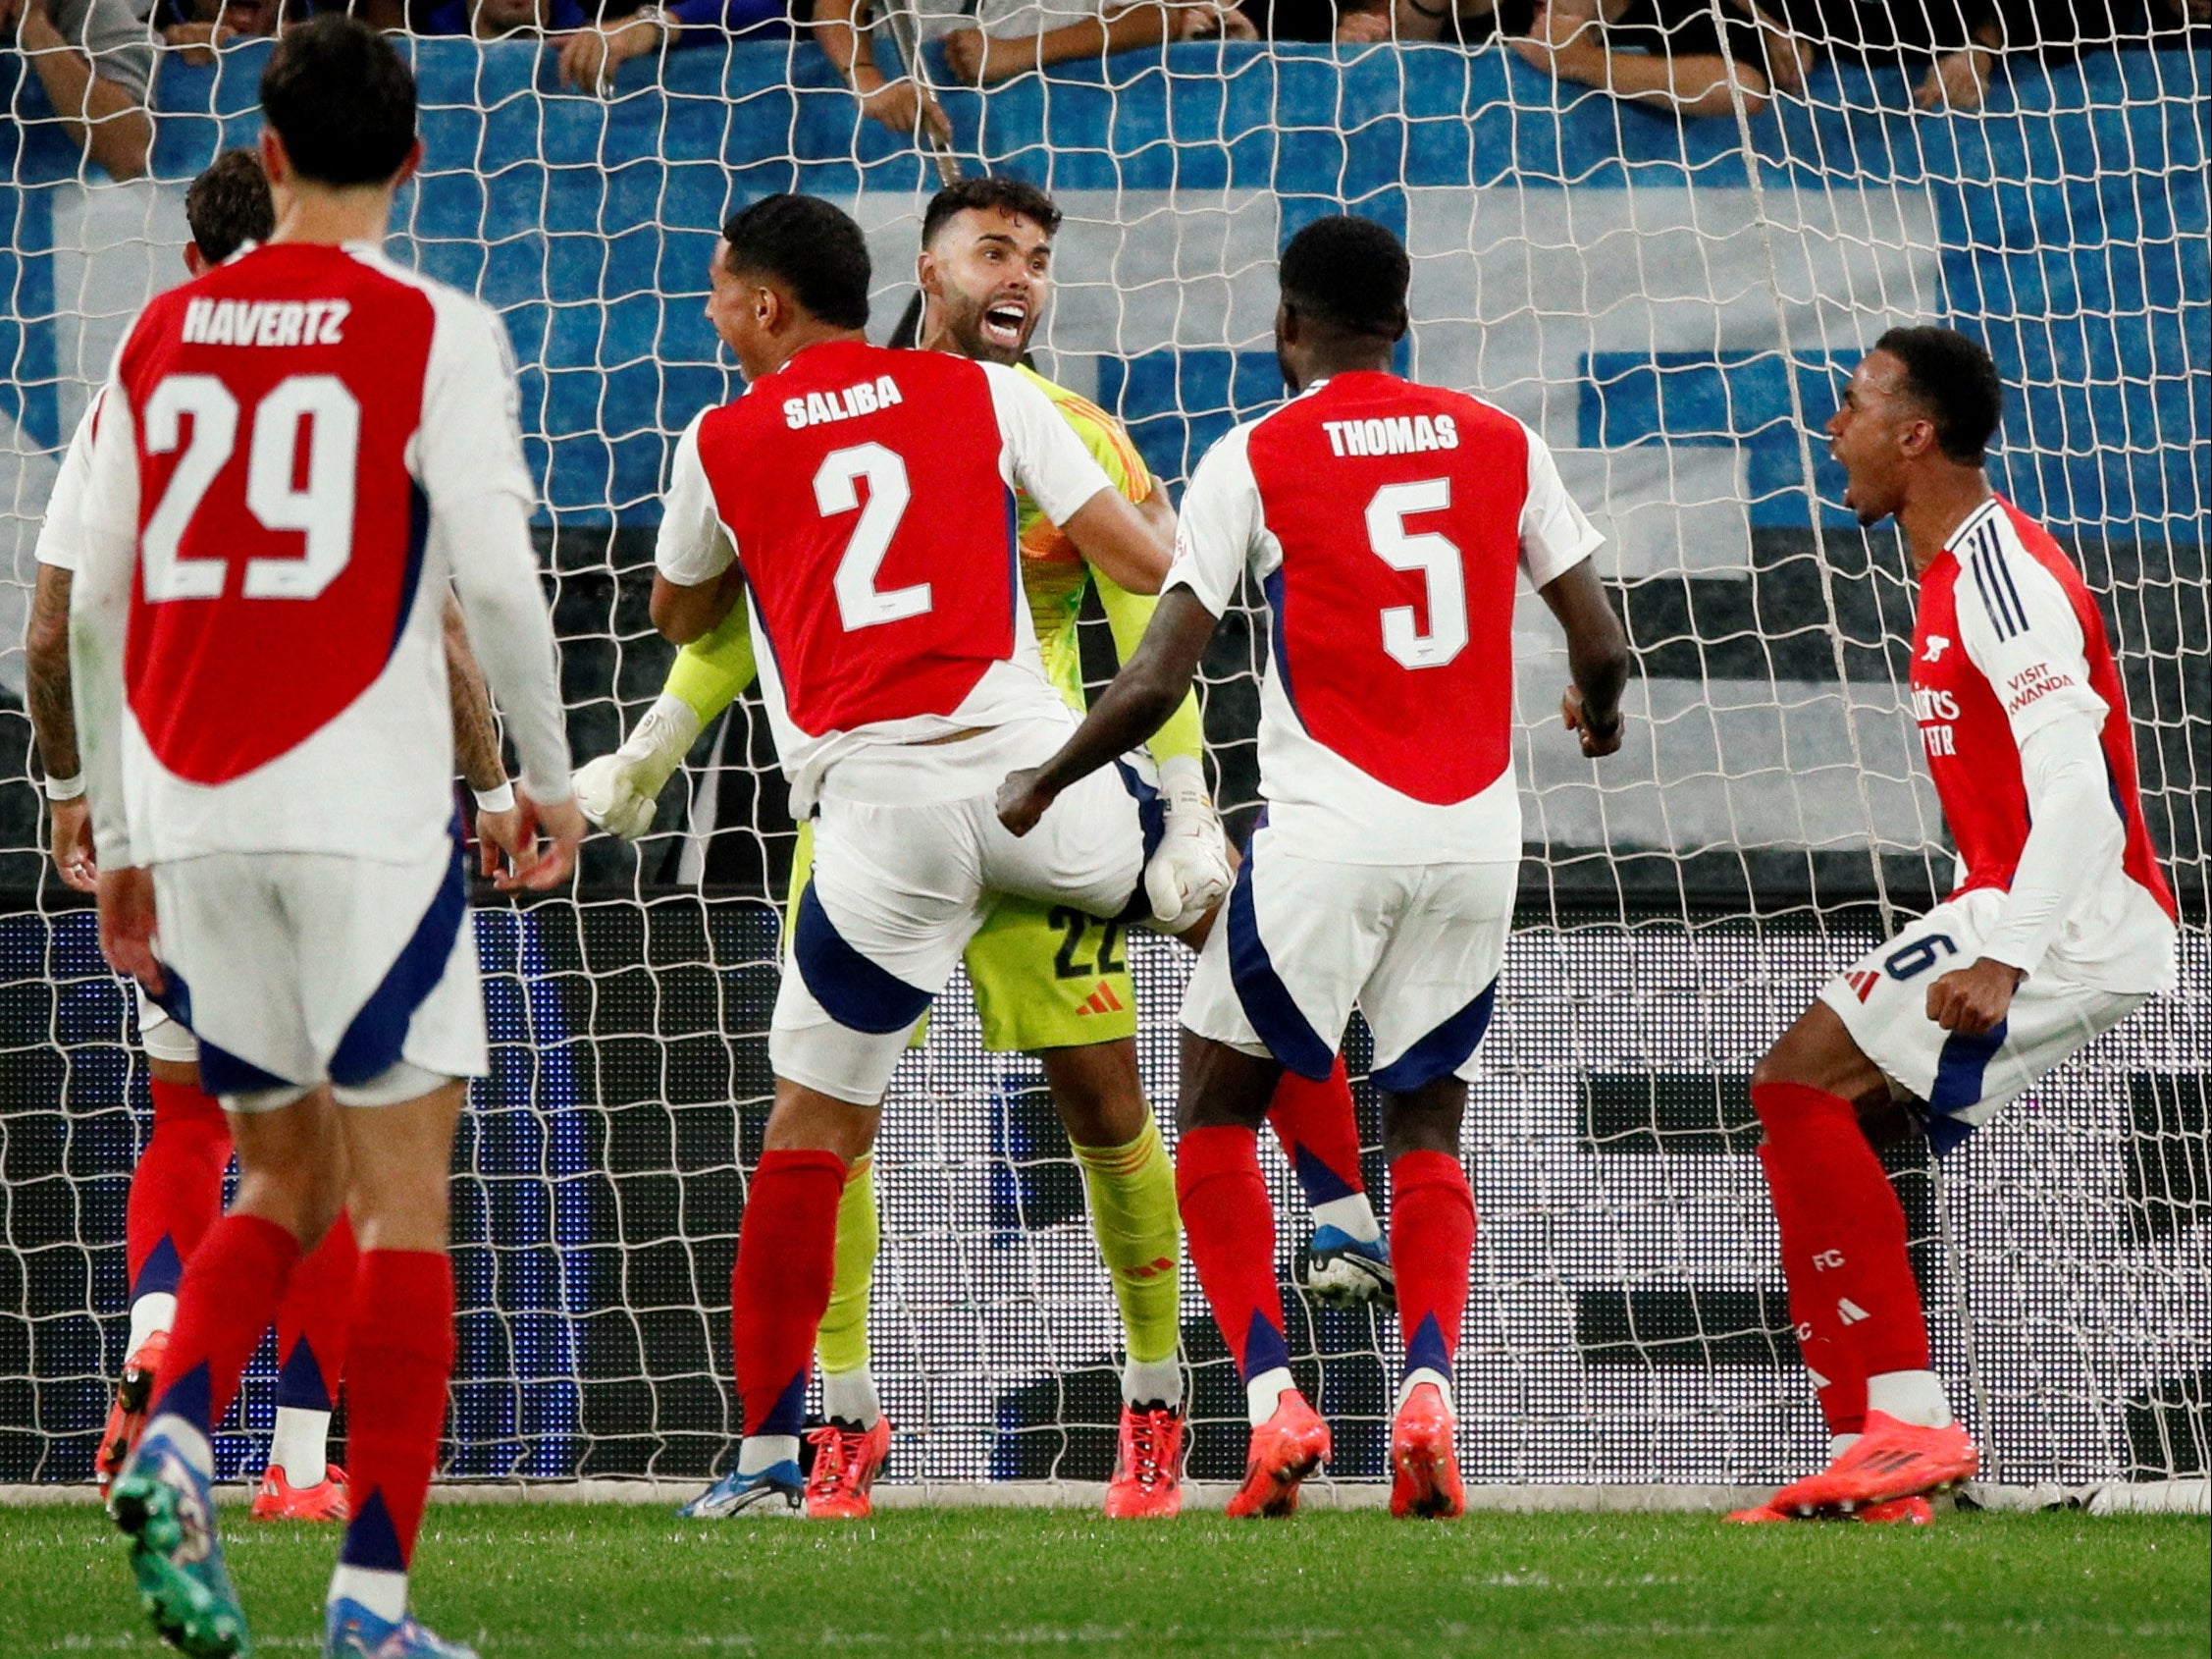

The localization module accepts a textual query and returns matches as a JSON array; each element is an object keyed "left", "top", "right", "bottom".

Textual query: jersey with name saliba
[
  {"left": 654, "top": 338, "right": 1115, "bottom": 813},
  {"left": 1166, "top": 370, "right": 1603, "bottom": 866},
  {"left": 82, "top": 240, "right": 537, "bottom": 867},
  {"left": 1911, "top": 494, "right": 2176, "bottom": 988}
]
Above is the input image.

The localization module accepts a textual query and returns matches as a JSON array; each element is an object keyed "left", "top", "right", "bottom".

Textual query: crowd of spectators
[{"left": 3, "top": 0, "right": 2207, "bottom": 181}]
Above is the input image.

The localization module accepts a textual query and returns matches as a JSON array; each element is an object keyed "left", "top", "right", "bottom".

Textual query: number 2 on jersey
[
  {"left": 816, "top": 442, "right": 930, "bottom": 631},
  {"left": 1365, "top": 478, "right": 1468, "bottom": 669},
  {"left": 141, "top": 373, "right": 360, "bottom": 603}
]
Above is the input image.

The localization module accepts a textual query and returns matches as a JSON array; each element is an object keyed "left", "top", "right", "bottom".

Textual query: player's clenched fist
[
  {"left": 1924, "top": 957, "right": 2023, "bottom": 1037},
  {"left": 573, "top": 694, "right": 704, "bottom": 841},
  {"left": 1144, "top": 756, "right": 1232, "bottom": 934},
  {"left": 1561, "top": 684, "right": 1624, "bottom": 758},
  {"left": 996, "top": 768, "right": 1054, "bottom": 837}
]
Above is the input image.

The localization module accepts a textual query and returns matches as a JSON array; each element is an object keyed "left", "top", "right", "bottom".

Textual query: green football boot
[{"left": 110, "top": 1428, "right": 252, "bottom": 1657}]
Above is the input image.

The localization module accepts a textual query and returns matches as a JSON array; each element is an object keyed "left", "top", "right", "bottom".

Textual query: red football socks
[
  {"left": 1753, "top": 1082, "right": 1929, "bottom": 1386},
  {"left": 1175, "top": 1125, "right": 1290, "bottom": 1381},
  {"left": 1265, "top": 1058, "right": 1367, "bottom": 1207},
  {"left": 126, "top": 1077, "right": 232, "bottom": 1307},
  {"left": 339, "top": 1250, "right": 455, "bottom": 1574},
  {"left": 730, "top": 1149, "right": 848, "bottom": 1439},
  {"left": 1389, "top": 1151, "right": 1475, "bottom": 1387},
  {"left": 276, "top": 1209, "right": 359, "bottom": 1417},
  {"left": 1758, "top": 1142, "right": 1867, "bottom": 1436},
  {"left": 147, "top": 1212, "right": 301, "bottom": 1435}
]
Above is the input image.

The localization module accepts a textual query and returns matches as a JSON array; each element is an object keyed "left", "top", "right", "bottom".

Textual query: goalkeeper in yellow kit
[{"left": 577, "top": 178, "right": 1386, "bottom": 1520}]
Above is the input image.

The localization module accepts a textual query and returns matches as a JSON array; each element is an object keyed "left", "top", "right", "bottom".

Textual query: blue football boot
[
  {"left": 1302, "top": 1224, "right": 1396, "bottom": 1309},
  {"left": 109, "top": 1428, "right": 252, "bottom": 1657},
  {"left": 324, "top": 1599, "right": 480, "bottom": 1659},
  {"left": 676, "top": 1459, "right": 805, "bottom": 1518}
]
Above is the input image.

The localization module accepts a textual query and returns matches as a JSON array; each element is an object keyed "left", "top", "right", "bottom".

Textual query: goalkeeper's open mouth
[{"left": 982, "top": 299, "right": 1030, "bottom": 349}]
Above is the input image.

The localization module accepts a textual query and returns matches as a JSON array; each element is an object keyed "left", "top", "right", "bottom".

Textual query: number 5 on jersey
[
  {"left": 1366, "top": 478, "right": 1468, "bottom": 669},
  {"left": 141, "top": 372, "right": 360, "bottom": 603}
]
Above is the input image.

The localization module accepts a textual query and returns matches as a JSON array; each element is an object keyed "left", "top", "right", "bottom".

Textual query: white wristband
[
  {"left": 473, "top": 782, "right": 516, "bottom": 814},
  {"left": 44, "top": 773, "right": 85, "bottom": 802}
]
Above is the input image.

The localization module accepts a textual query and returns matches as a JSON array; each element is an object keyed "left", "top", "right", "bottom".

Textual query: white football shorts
[
  {"left": 1818, "top": 887, "right": 2150, "bottom": 1152},
  {"left": 146, "top": 839, "right": 487, "bottom": 1110},
  {"left": 1181, "top": 821, "right": 1515, "bottom": 1091},
  {"left": 771, "top": 742, "right": 1159, "bottom": 1106},
  {"left": 133, "top": 982, "right": 199, "bottom": 1066}
]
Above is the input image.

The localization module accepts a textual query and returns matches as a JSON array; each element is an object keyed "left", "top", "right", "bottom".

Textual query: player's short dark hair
[
  {"left": 921, "top": 177, "right": 1063, "bottom": 248},
  {"left": 719, "top": 194, "right": 871, "bottom": 331},
  {"left": 184, "top": 149, "right": 275, "bottom": 266},
  {"left": 1874, "top": 325, "right": 2004, "bottom": 463},
  {"left": 1279, "top": 214, "right": 1410, "bottom": 342},
  {"left": 260, "top": 16, "right": 417, "bottom": 188}
]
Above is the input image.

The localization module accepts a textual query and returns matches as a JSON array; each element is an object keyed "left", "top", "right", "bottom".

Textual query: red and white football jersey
[
  {"left": 33, "top": 397, "right": 98, "bottom": 575},
  {"left": 655, "top": 340, "right": 1114, "bottom": 810},
  {"left": 1167, "top": 371, "right": 1601, "bottom": 865},
  {"left": 1912, "top": 494, "right": 2176, "bottom": 990},
  {"left": 78, "top": 241, "right": 547, "bottom": 867}
]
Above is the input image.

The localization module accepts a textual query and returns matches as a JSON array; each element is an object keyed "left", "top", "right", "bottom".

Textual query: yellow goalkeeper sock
[
  {"left": 1072, "top": 1115, "right": 1184, "bottom": 1404},
  {"left": 663, "top": 603, "right": 759, "bottom": 729},
  {"left": 816, "top": 1155, "right": 879, "bottom": 1426}
]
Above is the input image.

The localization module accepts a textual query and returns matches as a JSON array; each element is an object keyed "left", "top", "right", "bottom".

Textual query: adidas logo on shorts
[{"left": 1077, "top": 983, "right": 1127, "bottom": 1017}]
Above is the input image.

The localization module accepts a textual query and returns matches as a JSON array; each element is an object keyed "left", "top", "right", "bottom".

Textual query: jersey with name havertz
[
  {"left": 1167, "top": 371, "right": 1603, "bottom": 866},
  {"left": 654, "top": 339, "right": 1115, "bottom": 809},
  {"left": 88, "top": 240, "right": 534, "bottom": 865},
  {"left": 1911, "top": 494, "right": 2177, "bottom": 981}
]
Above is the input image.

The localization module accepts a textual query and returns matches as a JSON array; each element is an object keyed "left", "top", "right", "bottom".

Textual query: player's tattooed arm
[
  {"left": 25, "top": 564, "right": 78, "bottom": 778},
  {"left": 1538, "top": 559, "right": 1631, "bottom": 759},
  {"left": 999, "top": 586, "right": 1218, "bottom": 835},
  {"left": 25, "top": 562, "right": 97, "bottom": 893},
  {"left": 445, "top": 598, "right": 508, "bottom": 795},
  {"left": 444, "top": 596, "right": 530, "bottom": 875}
]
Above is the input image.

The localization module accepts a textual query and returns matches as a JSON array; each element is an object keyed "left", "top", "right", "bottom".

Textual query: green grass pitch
[{"left": 8, "top": 1503, "right": 2206, "bottom": 1656}]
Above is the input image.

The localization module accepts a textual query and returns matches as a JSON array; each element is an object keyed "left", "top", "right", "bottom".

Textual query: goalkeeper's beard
[{"left": 939, "top": 291, "right": 1034, "bottom": 367}]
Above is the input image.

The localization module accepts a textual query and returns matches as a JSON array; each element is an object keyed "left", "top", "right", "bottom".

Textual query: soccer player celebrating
[
  {"left": 71, "top": 20, "right": 581, "bottom": 1658},
  {"left": 26, "top": 146, "right": 524, "bottom": 1527},
  {"left": 580, "top": 176, "right": 1384, "bottom": 1519},
  {"left": 647, "top": 192, "right": 1224, "bottom": 1520},
  {"left": 998, "top": 215, "right": 1631, "bottom": 1519},
  {"left": 1732, "top": 329, "right": 2178, "bottom": 1523}
]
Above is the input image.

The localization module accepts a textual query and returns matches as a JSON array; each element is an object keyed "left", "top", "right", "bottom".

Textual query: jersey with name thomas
[
  {"left": 1168, "top": 371, "right": 1602, "bottom": 866},
  {"left": 81, "top": 241, "right": 536, "bottom": 866},
  {"left": 1911, "top": 494, "right": 2176, "bottom": 989},
  {"left": 655, "top": 339, "right": 1115, "bottom": 810}
]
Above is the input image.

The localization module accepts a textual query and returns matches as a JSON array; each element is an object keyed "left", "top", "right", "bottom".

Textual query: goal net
[{"left": 1, "top": 23, "right": 2205, "bottom": 1498}]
